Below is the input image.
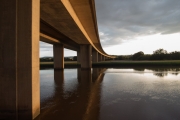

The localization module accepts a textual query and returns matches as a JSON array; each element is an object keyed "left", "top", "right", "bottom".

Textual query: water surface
[{"left": 36, "top": 67, "right": 180, "bottom": 120}]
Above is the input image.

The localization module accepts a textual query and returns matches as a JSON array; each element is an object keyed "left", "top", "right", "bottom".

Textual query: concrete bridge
[{"left": 0, "top": 0, "right": 114, "bottom": 119}]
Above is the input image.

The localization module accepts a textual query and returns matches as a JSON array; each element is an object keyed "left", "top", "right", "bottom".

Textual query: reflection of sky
[
  {"left": 40, "top": 68, "right": 180, "bottom": 103},
  {"left": 63, "top": 69, "right": 78, "bottom": 97},
  {"left": 101, "top": 69, "right": 180, "bottom": 119},
  {"left": 40, "top": 69, "right": 78, "bottom": 102},
  {"left": 105, "top": 68, "right": 180, "bottom": 78},
  {"left": 40, "top": 68, "right": 180, "bottom": 120},
  {"left": 102, "top": 69, "right": 180, "bottom": 96}
]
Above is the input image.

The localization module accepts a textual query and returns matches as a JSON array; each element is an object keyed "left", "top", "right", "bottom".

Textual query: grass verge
[
  {"left": 93, "top": 60, "right": 180, "bottom": 67},
  {"left": 40, "top": 60, "right": 180, "bottom": 68}
]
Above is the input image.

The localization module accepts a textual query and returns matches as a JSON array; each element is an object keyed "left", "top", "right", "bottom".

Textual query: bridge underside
[{"left": 0, "top": 0, "right": 113, "bottom": 119}]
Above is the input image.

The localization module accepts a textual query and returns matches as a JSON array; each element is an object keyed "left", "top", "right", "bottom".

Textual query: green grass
[
  {"left": 40, "top": 60, "right": 180, "bottom": 68},
  {"left": 93, "top": 60, "right": 180, "bottom": 67},
  {"left": 40, "top": 61, "right": 80, "bottom": 68}
]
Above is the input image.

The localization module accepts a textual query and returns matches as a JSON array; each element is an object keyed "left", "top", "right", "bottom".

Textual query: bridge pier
[
  {"left": 102, "top": 56, "right": 105, "bottom": 61},
  {"left": 92, "top": 49, "right": 98, "bottom": 63},
  {"left": 53, "top": 44, "right": 64, "bottom": 69},
  {"left": 98, "top": 53, "right": 102, "bottom": 62},
  {"left": 78, "top": 45, "right": 92, "bottom": 69},
  {"left": 0, "top": 0, "right": 40, "bottom": 119}
]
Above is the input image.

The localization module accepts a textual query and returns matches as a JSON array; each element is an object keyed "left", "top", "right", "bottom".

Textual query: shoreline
[{"left": 40, "top": 60, "right": 180, "bottom": 69}]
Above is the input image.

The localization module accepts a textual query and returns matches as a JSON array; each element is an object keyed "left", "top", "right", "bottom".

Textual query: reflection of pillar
[
  {"left": 0, "top": 0, "right": 40, "bottom": 119},
  {"left": 80, "top": 44, "right": 92, "bottom": 69},
  {"left": 84, "top": 69, "right": 105, "bottom": 120},
  {"left": 77, "top": 68, "right": 81, "bottom": 81},
  {"left": 77, "top": 51, "right": 81, "bottom": 80},
  {"left": 92, "top": 68, "right": 100, "bottom": 82},
  {"left": 79, "top": 69, "right": 92, "bottom": 84},
  {"left": 53, "top": 44, "right": 64, "bottom": 69},
  {"left": 92, "top": 49, "right": 98, "bottom": 63},
  {"left": 36, "top": 68, "right": 105, "bottom": 120},
  {"left": 54, "top": 70, "right": 64, "bottom": 84}
]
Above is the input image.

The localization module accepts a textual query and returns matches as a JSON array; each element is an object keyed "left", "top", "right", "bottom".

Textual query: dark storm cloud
[{"left": 95, "top": 0, "right": 180, "bottom": 46}]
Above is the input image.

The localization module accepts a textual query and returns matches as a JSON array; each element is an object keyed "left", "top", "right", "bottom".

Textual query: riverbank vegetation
[
  {"left": 40, "top": 60, "right": 180, "bottom": 68},
  {"left": 93, "top": 60, "right": 180, "bottom": 67},
  {"left": 40, "top": 48, "right": 180, "bottom": 68},
  {"left": 115, "top": 49, "right": 180, "bottom": 61}
]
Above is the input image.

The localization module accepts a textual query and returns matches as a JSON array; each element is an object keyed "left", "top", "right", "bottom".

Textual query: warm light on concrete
[
  {"left": 1, "top": 0, "right": 114, "bottom": 119},
  {"left": 40, "top": 33, "right": 61, "bottom": 44},
  {"left": 0, "top": 0, "right": 40, "bottom": 119}
]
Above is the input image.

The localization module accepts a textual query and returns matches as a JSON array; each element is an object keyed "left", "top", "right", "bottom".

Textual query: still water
[{"left": 36, "top": 67, "right": 180, "bottom": 120}]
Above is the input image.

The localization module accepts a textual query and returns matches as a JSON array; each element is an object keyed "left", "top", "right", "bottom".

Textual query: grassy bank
[
  {"left": 40, "top": 60, "right": 180, "bottom": 68},
  {"left": 93, "top": 60, "right": 180, "bottom": 67},
  {"left": 40, "top": 61, "right": 80, "bottom": 68}
]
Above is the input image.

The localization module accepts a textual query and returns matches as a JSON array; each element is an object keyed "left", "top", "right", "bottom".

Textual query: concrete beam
[
  {"left": 40, "top": 21, "right": 80, "bottom": 51},
  {"left": 0, "top": 0, "right": 40, "bottom": 119},
  {"left": 41, "top": 0, "right": 113, "bottom": 58},
  {"left": 79, "top": 45, "right": 92, "bottom": 69},
  {"left": 53, "top": 44, "right": 64, "bottom": 69},
  {"left": 40, "top": 33, "right": 61, "bottom": 44}
]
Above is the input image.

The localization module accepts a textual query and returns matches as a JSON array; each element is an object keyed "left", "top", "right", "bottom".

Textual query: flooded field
[{"left": 35, "top": 67, "right": 180, "bottom": 120}]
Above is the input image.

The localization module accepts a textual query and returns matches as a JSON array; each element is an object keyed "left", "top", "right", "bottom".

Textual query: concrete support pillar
[
  {"left": 92, "top": 49, "right": 98, "bottom": 63},
  {"left": 98, "top": 53, "right": 102, "bottom": 62},
  {"left": 102, "top": 56, "right": 105, "bottom": 61},
  {"left": 53, "top": 44, "right": 64, "bottom": 69},
  {"left": 79, "top": 44, "right": 92, "bottom": 69},
  {"left": 0, "top": 0, "right": 40, "bottom": 119},
  {"left": 77, "top": 51, "right": 81, "bottom": 64}
]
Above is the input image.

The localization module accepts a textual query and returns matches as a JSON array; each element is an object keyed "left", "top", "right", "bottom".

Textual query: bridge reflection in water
[
  {"left": 36, "top": 68, "right": 106, "bottom": 120},
  {"left": 36, "top": 67, "right": 180, "bottom": 120}
]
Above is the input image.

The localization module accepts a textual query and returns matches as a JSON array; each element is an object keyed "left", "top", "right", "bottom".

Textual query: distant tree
[
  {"left": 40, "top": 57, "right": 53, "bottom": 62},
  {"left": 151, "top": 48, "right": 168, "bottom": 60},
  {"left": 132, "top": 51, "right": 144, "bottom": 60},
  {"left": 169, "top": 51, "right": 180, "bottom": 60},
  {"left": 153, "top": 48, "right": 167, "bottom": 55}
]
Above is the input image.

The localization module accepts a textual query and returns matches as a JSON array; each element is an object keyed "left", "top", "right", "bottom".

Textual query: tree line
[
  {"left": 40, "top": 56, "right": 77, "bottom": 62},
  {"left": 115, "top": 48, "right": 180, "bottom": 60},
  {"left": 40, "top": 48, "right": 180, "bottom": 62}
]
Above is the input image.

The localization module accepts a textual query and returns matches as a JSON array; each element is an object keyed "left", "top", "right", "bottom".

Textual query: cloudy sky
[{"left": 40, "top": 0, "right": 180, "bottom": 57}]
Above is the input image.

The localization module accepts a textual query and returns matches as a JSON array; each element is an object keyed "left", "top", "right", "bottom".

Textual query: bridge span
[
  {"left": 40, "top": 0, "right": 114, "bottom": 69},
  {"left": 0, "top": 0, "right": 114, "bottom": 119}
]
